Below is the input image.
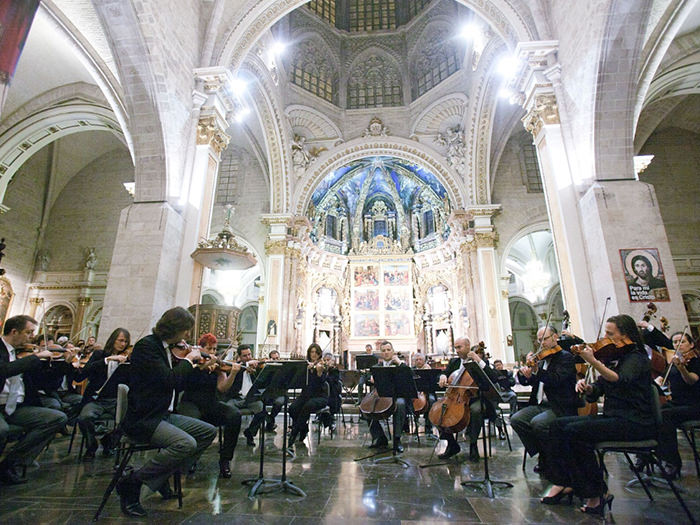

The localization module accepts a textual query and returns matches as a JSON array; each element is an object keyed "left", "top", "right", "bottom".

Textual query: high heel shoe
[
  {"left": 580, "top": 494, "right": 614, "bottom": 516},
  {"left": 541, "top": 488, "right": 573, "bottom": 505}
]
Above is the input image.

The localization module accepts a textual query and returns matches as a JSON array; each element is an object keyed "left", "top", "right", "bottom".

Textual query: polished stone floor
[{"left": 1, "top": 410, "right": 698, "bottom": 524}]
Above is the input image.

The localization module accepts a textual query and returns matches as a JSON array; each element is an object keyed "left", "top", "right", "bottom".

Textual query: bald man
[{"left": 435, "top": 337, "right": 499, "bottom": 461}]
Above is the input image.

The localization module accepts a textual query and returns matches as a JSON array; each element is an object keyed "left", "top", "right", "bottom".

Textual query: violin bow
[
  {"left": 532, "top": 310, "right": 553, "bottom": 361},
  {"left": 661, "top": 325, "right": 690, "bottom": 387},
  {"left": 585, "top": 297, "right": 611, "bottom": 384}
]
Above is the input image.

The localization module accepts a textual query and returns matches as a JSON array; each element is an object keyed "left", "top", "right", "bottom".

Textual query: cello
[{"left": 428, "top": 361, "right": 477, "bottom": 433}]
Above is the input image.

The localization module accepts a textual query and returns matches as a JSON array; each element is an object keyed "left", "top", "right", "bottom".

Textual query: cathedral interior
[{"left": 0, "top": 0, "right": 700, "bottom": 522}]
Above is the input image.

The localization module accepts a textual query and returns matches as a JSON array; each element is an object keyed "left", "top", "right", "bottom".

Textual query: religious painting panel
[
  {"left": 384, "top": 312, "right": 411, "bottom": 336},
  {"left": 355, "top": 289, "right": 379, "bottom": 310},
  {"left": 354, "top": 313, "right": 380, "bottom": 337},
  {"left": 384, "top": 289, "right": 410, "bottom": 311},
  {"left": 383, "top": 264, "right": 409, "bottom": 286},
  {"left": 353, "top": 265, "right": 379, "bottom": 286},
  {"left": 620, "top": 248, "right": 669, "bottom": 302}
]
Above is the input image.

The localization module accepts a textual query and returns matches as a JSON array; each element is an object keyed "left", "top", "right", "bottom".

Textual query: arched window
[
  {"left": 348, "top": 0, "right": 396, "bottom": 32},
  {"left": 413, "top": 31, "right": 461, "bottom": 98},
  {"left": 406, "top": 0, "right": 431, "bottom": 18},
  {"left": 307, "top": 0, "right": 336, "bottom": 25},
  {"left": 347, "top": 54, "right": 402, "bottom": 109},
  {"left": 289, "top": 39, "right": 338, "bottom": 104}
]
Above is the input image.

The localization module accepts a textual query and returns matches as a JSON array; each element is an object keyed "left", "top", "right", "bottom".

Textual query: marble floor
[{"left": 1, "top": 410, "right": 698, "bottom": 524}]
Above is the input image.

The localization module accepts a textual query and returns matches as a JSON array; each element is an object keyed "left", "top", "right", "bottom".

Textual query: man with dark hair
[
  {"left": 0, "top": 315, "right": 67, "bottom": 484},
  {"left": 492, "top": 359, "right": 518, "bottom": 415},
  {"left": 221, "top": 344, "right": 266, "bottom": 446},
  {"left": 116, "top": 307, "right": 216, "bottom": 517}
]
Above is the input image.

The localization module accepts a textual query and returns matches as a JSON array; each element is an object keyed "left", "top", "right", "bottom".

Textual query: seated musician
[
  {"left": 220, "top": 344, "right": 266, "bottom": 446},
  {"left": 356, "top": 343, "right": 374, "bottom": 405},
  {"left": 263, "top": 349, "right": 284, "bottom": 432},
  {"left": 178, "top": 332, "right": 241, "bottom": 479},
  {"left": 492, "top": 359, "right": 518, "bottom": 416},
  {"left": 288, "top": 343, "right": 329, "bottom": 447},
  {"left": 540, "top": 314, "right": 654, "bottom": 516},
  {"left": 116, "top": 307, "right": 216, "bottom": 518},
  {"left": 0, "top": 315, "right": 68, "bottom": 484},
  {"left": 76, "top": 327, "right": 132, "bottom": 460},
  {"left": 322, "top": 352, "right": 342, "bottom": 431},
  {"left": 367, "top": 340, "right": 409, "bottom": 452},
  {"left": 511, "top": 325, "right": 578, "bottom": 471},
  {"left": 436, "top": 337, "right": 498, "bottom": 461},
  {"left": 655, "top": 331, "right": 700, "bottom": 478},
  {"left": 412, "top": 353, "right": 436, "bottom": 435}
]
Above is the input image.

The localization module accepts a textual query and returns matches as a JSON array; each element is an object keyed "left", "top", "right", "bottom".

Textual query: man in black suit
[
  {"left": 367, "top": 340, "right": 408, "bottom": 452},
  {"left": 0, "top": 315, "right": 67, "bottom": 484},
  {"left": 116, "top": 307, "right": 216, "bottom": 517},
  {"left": 436, "top": 337, "right": 499, "bottom": 461},
  {"left": 511, "top": 325, "right": 578, "bottom": 470}
]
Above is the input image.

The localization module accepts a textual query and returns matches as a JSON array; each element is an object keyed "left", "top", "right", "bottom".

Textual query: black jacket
[
  {"left": 0, "top": 339, "right": 43, "bottom": 406},
  {"left": 517, "top": 349, "right": 579, "bottom": 416},
  {"left": 121, "top": 334, "right": 194, "bottom": 442},
  {"left": 80, "top": 349, "right": 131, "bottom": 402}
]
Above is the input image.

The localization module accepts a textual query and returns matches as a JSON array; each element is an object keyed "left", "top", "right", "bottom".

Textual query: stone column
[
  {"left": 28, "top": 297, "right": 43, "bottom": 319},
  {"left": 175, "top": 67, "right": 233, "bottom": 308},
  {"left": 512, "top": 42, "right": 688, "bottom": 336},
  {"left": 73, "top": 296, "right": 92, "bottom": 338},
  {"left": 468, "top": 205, "right": 509, "bottom": 362}
]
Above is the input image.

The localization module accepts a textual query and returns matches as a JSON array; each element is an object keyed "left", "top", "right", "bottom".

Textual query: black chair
[
  {"left": 312, "top": 383, "right": 334, "bottom": 445},
  {"left": 93, "top": 384, "right": 182, "bottom": 521},
  {"left": 594, "top": 387, "right": 695, "bottom": 524},
  {"left": 679, "top": 419, "right": 700, "bottom": 478}
]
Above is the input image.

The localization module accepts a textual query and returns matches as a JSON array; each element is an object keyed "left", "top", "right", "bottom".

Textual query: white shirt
[
  {"left": 0, "top": 338, "right": 25, "bottom": 408},
  {"left": 536, "top": 359, "right": 549, "bottom": 404},
  {"left": 240, "top": 370, "right": 253, "bottom": 398},
  {"left": 163, "top": 341, "right": 176, "bottom": 412}
]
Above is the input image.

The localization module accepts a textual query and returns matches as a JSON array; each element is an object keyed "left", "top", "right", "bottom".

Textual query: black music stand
[
  {"left": 359, "top": 365, "right": 417, "bottom": 468},
  {"left": 460, "top": 361, "right": 513, "bottom": 498},
  {"left": 241, "top": 363, "right": 281, "bottom": 493},
  {"left": 356, "top": 354, "right": 379, "bottom": 370},
  {"left": 245, "top": 360, "right": 307, "bottom": 498}
]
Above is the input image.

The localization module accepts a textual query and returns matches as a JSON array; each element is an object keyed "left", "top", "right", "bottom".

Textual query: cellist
[
  {"left": 435, "top": 337, "right": 498, "bottom": 461},
  {"left": 511, "top": 325, "right": 578, "bottom": 474}
]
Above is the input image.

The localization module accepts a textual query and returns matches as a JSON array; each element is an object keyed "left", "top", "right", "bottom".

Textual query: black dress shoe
[
  {"left": 438, "top": 443, "right": 460, "bottom": 460},
  {"left": 393, "top": 440, "right": 404, "bottom": 454},
  {"left": 243, "top": 428, "right": 255, "bottom": 446},
  {"left": 469, "top": 443, "right": 479, "bottom": 462},
  {"left": 368, "top": 438, "right": 389, "bottom": 449},
  {"left": 219, "top": 460, "right": 232, "bottom": 479},
  {"left": 0, "top": 465, "right": 27, "bottom": 485},
  {"left": 157, "top": 481, "right": 179, "bottom": 500},
  {"left": 116, "top": 474, "right": 146, "bottom": 517}
]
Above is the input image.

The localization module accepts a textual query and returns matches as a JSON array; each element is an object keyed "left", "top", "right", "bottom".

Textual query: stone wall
[{"left": 43, "top": 147, "right": 134, "bottom": 272}]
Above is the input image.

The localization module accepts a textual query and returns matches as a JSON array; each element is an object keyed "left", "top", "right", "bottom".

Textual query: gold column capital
[{"left": 197, "top": 115, "right": 231, "bottom": 157}]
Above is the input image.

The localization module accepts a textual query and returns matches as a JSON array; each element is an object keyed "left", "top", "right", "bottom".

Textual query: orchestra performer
[
  {"left": 356, "top": 343, "right": 374, "bottom": 404},
  {"left": 116, "top": 307, "right": 216, "bottom": 517},
  {"left": 323, "top": 352, "right": 342, "bottom": 431},
  {"left": 492, "top": 359, "right": 518, "bottom": 416},
  {"left": 655, "top": 331, "right": 700, "bottom": 478},
  {"left": 288, "top": 343, "right": 329, "bottom": 447},
  {"left": 412, "top": 353, "right": 436, "bottom": 435},
  {"left": 437, "top": 337, "right": 498, "bottom": 461},
  {"left": 263, "top": 349, "right": 284, "bottom": 432},
  {"left": 0, "top": 315, "right": 67, "bottom": 484},
  {"left": 511, "top": 325, "right": 578, "bottom": 471},
  {"left": 367, "top": 340, "right": 409, "bottom": 452},
  {"left": 540, "top": 314, "right": 653, "bottom": 516},
  {"left": 178, "top": 332, "right": 241, "bottom": 478},
  {"left": 77, "top": 327, "right": 131, "bottom": 460}
]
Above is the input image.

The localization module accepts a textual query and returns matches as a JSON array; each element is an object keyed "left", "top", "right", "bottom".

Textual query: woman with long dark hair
[
  {"left": 288, "top": 343, "right": 329, "bottom": 448},
  {"left": 539, "top": 314, "right": 654, "bottom": 517},
  {"left": 77, "top": 327, "right": 131, "bottom": 460}
]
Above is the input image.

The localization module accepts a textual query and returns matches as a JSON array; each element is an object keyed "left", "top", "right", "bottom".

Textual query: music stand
[
  {"left": 362, "top": 365, "right": 417, "bottom": 468},
  {"left": 245, "top": 360, "right": 308, "bottom": 498},
  {"left": 460, "top": 361, "right": 513, "bottom": 498},
  {"left": 356, "top": 354, "right": 379, "bottom": 369},
  {"left": 241, "top": 363, "right": 282, "bottom": 493},
  {"left": 413, "top": 369, "right": 442, "bottom": 442}
]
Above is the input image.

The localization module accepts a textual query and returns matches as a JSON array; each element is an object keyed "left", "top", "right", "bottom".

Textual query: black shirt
[
  {"left": 182, "top": 366, "right": 219, "bottom": 407},
  {"left": 588, "top": 348, "right": 654, "bottom": 426},
  {"left": 668, "top": 356, "right": 700, "bottom": 406}
]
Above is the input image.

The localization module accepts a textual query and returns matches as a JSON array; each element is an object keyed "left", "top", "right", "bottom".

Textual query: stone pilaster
[
  {"left": 73, "top": 296, "right": 92, "bottom": 337},
  {"left": 28, "top": 296, "right": 43, "bottom": 319}
]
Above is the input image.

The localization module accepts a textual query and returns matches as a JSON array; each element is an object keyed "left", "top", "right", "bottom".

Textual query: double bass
[{"left": 428, "top": 361, "right": 477, "bottom": 433}]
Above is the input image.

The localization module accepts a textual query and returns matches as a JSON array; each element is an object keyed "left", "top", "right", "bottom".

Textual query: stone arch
[
  {"left": 216, "top": 1, "right": 538, "bottom": 71},
  {"left": 285, "top": 104, "right": 342, "bottom": 141},
  {"left": 241, "top": 54, "right": 293, "bottom": 213},
  {"left": 408, "top": 19, "right": 463, "bottom": 99},
  {"left": 0, "top": 102, "right": 125, "bottom": 208},
  {"left": 292, "top": 136, "right": 467, "bottom": 216},
  {"left": 411, "top": 94, "right": 468, "bottom": 137},
  {"left": 285, "top": 32, "right": 341, "bottom": 104},
  {"left": 346, "top": 47, "right": 405, "bottom": 108},
  {"left": 499, "top": 221, "right": 551, "bottom": 276}
]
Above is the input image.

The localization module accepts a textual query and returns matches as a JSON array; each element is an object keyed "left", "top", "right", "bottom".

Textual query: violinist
[
  {"left": 322, "top": 352, "right": 342, "bottom": 432},
  {"left": 288, "top": 343, "right": 329, "bottom": 448},
  {"left": 116, "top": 307, "right": 216, "bottom": 518},
  {"left": 436, "top": 337, "right": 497, "bottom": 461},
  {"left": 412, "top": 353, "right": 436, "bottom": 435},
  {"left": 492, "top": 360, "right": 518, "bottom": 420},
  {"left": 511, "top": 325, "right": 578, "bottom": 472},
  {"left": 0, "top": 315, "right": 67, "bottom": 484},
  {"left": 178, "top": 333, "right": 241, "bottom": 479},
  {"left": 221, "top": 344, "right": 266, "bottom": 447},
  {"left": 540, "top": 314, "right": 653, "bottom": 516},
  {"left": 655, "top": 331, "right": 700, "bottom": 478},
  {"left": 366, "top": 340, "right": 408, "bottom": 452},
  {"left": 76, "top": 328, "right": 131, "bottom": 460}
]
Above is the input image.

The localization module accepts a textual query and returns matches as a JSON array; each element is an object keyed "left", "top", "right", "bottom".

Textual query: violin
[
  {"left": 428, "top": 363, "right": 477, "bottom": 433},
  {"left": 526, "top": 345, "right": 563, "bottom": 367},
  {"left": 570, "top": 335, "right": 634, "bottom": 362}
]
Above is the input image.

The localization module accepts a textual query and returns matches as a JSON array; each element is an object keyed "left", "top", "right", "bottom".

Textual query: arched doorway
[
  {"left": 43, "top": 304, "right": 74, "bottom": 340},
  {"left": 509, "top": 299, "right": 538, "bottom": 363}
]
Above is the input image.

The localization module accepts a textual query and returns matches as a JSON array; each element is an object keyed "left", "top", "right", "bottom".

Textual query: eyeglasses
[{"left": 536, "top": 334, "right": 553, "bottom": 343}]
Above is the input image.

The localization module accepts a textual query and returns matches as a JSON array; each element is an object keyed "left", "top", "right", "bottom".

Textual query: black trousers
[
  {"left": 439, "top": 396, "right": 495, "bottom": 446},
  {"left": 178, "top": 400, "right": 241, "bottom": 462},
  {"left": 289, "top": 395, "right": 327, "bottom": 437},
  {"left": 657, "top": 401, "right": 700, "bottom": 467},
  {"left": 543, "top": 415, "right": 655, "bottom": 498}
]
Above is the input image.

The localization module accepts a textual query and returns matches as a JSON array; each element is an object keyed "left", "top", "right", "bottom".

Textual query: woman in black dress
[
  {"left": 539, "top": 314, "right": 654, "bottom": 516},
  {"left": 288, "top": 343, "right": 329, "bottom": 447}
]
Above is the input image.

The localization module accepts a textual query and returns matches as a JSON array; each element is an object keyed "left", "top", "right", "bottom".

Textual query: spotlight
[
  {"left": 229, "top": 77, "right": 247, "bottom": 95},
  {"left": 234, "top": 106, "right": 250, "bottom": 123},
  {"left": 498, "top": 87, "right": 512, "bottom": 99},
  {"left": 496, "top": 55, "right": 521, "bottom": 78},
  {"left": 268, "top": 40, "right": 287, "bottom": 59},
  {"left": 459, "top": 23, "right": 481, "bottom": 41}
]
